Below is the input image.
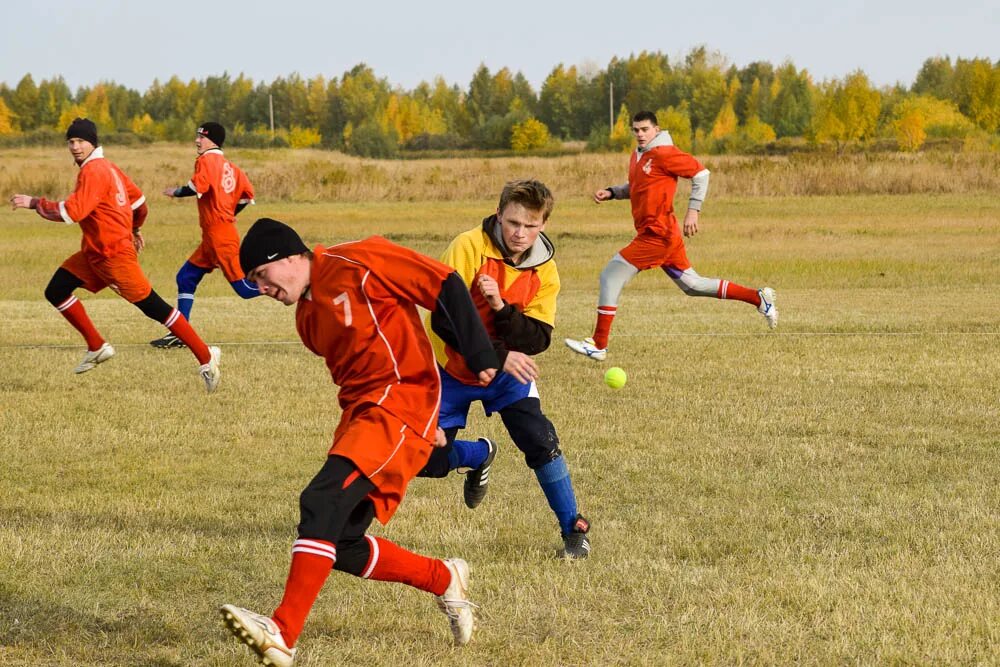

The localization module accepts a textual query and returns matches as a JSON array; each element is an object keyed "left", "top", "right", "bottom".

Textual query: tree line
[{"left": 1, "top": 48, "right": 997, "bottom": 156}]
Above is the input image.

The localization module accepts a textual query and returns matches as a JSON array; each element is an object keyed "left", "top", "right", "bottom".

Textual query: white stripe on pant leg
[
  {"left": 361, "top": 535, "right": 380, "bottom": 579},
  {"left": 164, "top": 308, "right": 180, "bottom": 327}
]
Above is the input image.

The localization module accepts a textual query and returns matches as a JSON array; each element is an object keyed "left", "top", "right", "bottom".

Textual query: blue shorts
[{"left": 438, "top": 367, "right": 539, "bottom": 430}]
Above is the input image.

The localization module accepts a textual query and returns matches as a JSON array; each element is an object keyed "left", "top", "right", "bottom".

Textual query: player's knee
[
  {"left": 332, "top": 537, "right": 372, "bottom": 576},
  {"left": 133, "top": 291, "right": 174, "bottom": 323},
  {"left": 44, "top": 268, "right": 80, "bottom": 306},
  {"left": 501, "top": 399, "right": 562, "bottom": 469},
  {"left": 176, "top": 262, "right": 206, "bottom": 294}
]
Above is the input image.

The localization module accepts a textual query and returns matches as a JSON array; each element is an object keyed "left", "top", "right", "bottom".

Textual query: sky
[{"left": 2, "top": 0, "right": 997, "bottom": 93}]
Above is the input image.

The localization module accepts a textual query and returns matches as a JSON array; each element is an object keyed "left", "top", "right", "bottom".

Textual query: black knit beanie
[
  {"left": 197, "top": 121, "right": 226, "bottom": 147},
  {"left": 66, "top": 118, "right": 99, "bottom": 146},
  {"left": 240, "top": 218, "right": 310, "bottom": 275}
]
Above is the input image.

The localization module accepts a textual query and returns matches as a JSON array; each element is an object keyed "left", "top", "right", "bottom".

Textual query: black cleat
[
  {"left": 150, "top": 333, "right": 187, "bottom": 349},
  {"left": 463, "top": 438, "right": 497, "bottom": 509},
  {"left": 561, "top": 514, "right": 592, "bottom": 559}
]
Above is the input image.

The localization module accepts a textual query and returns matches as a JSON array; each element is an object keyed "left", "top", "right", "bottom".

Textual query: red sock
[
  {"left": 272, "top": 539, "right": 337, "bottom": 648},
  {"left": 592, "top": 306, "right": 617, "bottom": 350},
  {"left": 55, "top": 296, "right": 104, "bottom": 350},
  {"left": 717, "top": 281, "right": 760, "bottom": 306},
  {"left": 361, "top": 536, "right": 451, "bottom": 596},
  {"left": 163, "top": 308, "right": 211, "bottom": 364}
]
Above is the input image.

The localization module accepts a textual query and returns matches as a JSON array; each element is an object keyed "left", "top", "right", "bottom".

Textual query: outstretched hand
[
  {"left": 593, "top": 188, "right": 612, "bottom": 204},
  {"left": 9, "top": 194, "right": 33, "bottom": 210}
]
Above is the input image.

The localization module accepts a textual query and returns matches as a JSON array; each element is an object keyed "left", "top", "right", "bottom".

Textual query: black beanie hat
[
  {"left": 66, "top": 118, "right": 99, "bottom": 146},
  {"left": 197, "top": 121, "right": 226, "bottom": 147},
  {"left": 240, "top": 218, "right": 310, "bottom": 275}
]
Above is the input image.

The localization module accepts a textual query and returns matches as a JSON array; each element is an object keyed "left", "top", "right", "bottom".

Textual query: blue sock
[
  {"left": 177, "top": 295, "right": 194, "bottom": 321},
  {"left": 447, "top": 438, "right": 489, "bottom": 471},
  {"left": 176, "top": 261, "right": 208, "bottom": 321},
  {"left": 534, "top": 456, "right": 579, "bottom": 534}
]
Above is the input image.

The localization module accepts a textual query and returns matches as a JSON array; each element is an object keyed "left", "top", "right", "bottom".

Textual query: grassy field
[{"left": 1, "top": 151, "right": 998, "bottom": 665}]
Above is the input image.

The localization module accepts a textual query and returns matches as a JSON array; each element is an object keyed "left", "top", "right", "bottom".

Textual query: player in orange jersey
[
  {"left": 219, "top": 218, "right": 499, "bottom": 666},
  {"left": 8, "top": 118, "right": 221, "bottom": 391},
  {"left": 565, "top": 110, "right": 778, "bottom": 361},
  {"left": 150, "top": 121, "right": 259, "bottom": 349}
]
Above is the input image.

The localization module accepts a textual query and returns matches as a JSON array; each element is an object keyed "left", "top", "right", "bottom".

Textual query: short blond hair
[{"left": 498, "top": 179, "right": 555, "bottom": 221}]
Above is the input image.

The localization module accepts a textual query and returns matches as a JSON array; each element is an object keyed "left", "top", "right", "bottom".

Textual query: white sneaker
[
  {"left": 436, "top": 558, "right": 476, "bottom": 646},
  {"left": 757, "top": 288, "right": 778, "bottom": 329},
  {"left": 220, "top": 605, "right": 295, "bottom": 667},
  {"left": 74, "top": 342, "right": 115, "bottom": 374},
  {"left": 564, "top": 337, "right": 607, "bottom": 361},
  {"left": 200, "top": 346, "right": 221, "bottom": 393}
]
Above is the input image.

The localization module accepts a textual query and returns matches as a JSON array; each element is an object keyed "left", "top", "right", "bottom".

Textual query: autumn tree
[
  {"left": 0, "top": 97, "right": 16, "bottom": 135},
  {"left": 511, "top": 118, "right": 552, "bottom": 152},
  {"left": 811, "top": 71, "right": 881, "bottom": 153}
]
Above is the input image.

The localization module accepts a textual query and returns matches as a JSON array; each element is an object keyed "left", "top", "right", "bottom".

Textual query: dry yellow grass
[{"left": 0, "top": 148, "right": 998, "bottom": 666}]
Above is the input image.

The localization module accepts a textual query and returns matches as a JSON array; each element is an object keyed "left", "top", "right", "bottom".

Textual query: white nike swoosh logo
[{"left": 267, "top": 253, "right": 278, "bottom": 260}]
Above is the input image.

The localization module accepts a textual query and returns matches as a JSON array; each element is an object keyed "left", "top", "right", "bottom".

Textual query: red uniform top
[
  {"left": 627, "top": 145, "right": 705, "bottom": 239},
  {"left": 296, "top": 237, "right": 454, "bottom": 444},
  {"left": 188, "top": 149, "right": 254, "bottom": 232},
  {"left": 41, "top": 148, "right": 146, "bottom": 258}
]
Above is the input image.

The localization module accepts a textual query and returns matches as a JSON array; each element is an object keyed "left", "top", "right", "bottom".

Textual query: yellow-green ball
[{"left": 604, "top": 366, "right": 627, "bottom": 389}]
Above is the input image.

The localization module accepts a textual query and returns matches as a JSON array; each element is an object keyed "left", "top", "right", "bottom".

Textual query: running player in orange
[
  {"left": 220, "top": 218, "right": 499, "bottom": 666},
  {"left": 150, "top": 121, "right": 259, "bottom": 349},
  {"left": 565, "top": 110, "right": 778, "bottom": 361},
  {"left": 8, "top": 118, "right": 221, "bottom": 391}
]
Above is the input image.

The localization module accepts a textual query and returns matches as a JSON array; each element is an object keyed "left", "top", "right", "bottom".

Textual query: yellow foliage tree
[
  {"left": 79, "top": 85, "right": 115, "bottom": 130},
  {"left": 0, "top": 98, "right": 17, "bottom": 135},
  {"left": 894, "top": 110, "right": 926, "bottom": 151},
  {"left": 811, "top": 71, "right": 881, "bottom": 153},
  {"left": 288, "top": 125, "right": 322, "bottom": 149},
  {"left": 740, "top": 115, "right": 777, "bottom": 146},
  {"left": 380, "top": 93, "right": 447, "bottom": 144},
  {"left": 710, "top": 99, "right": 738, "bottom": 139},
  {"left": 130, "top": 113, "right": 155, "bottom": 136},
  {"left": 510, "top": 118, "right": 551, "bottom": 152},
  {"left": 654, "top": 104, "right": 692, "bottom": 152},
  {"left": 58, "top": 104, "right": 88, "bottom": 132},
  {"left": 609, "top": 104, "right": 632, "bottom": 152}
]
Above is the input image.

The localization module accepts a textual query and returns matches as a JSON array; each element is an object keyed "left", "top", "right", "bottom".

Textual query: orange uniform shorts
[
  {"left": 189, "top": 224, "right": 245, "bottom": 282},
  {"left": 618, "top": 230, "right": 692, "bottom": 272},
  {"left": 61, "top": 247, "right": 152, "bottom": 303},
  {"left": 330, "top": 404, "right": 435, "bottom": 525}
]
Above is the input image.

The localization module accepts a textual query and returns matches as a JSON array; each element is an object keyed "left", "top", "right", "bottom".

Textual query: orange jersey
[
  {"left": 295, "top": 238, "right": 454, "bottom": 443},
  {"left": 188, "top": 149, "right": 254, "bottom": 232},
  {"left": 627, "top": 145, "right": 705, "bottom": 238},
  {"left": 55, "top": 148, "right": 145, "bottom": 258}
]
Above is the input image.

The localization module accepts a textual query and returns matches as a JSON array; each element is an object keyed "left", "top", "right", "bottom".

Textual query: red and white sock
[
  {"left": 360, "top": 536, "right": 451, "bottom": 596},
  {"left": 54, "top": 296, "right": 104, "bottom": 351},
  {"left": 163, "top": 308, "right": 211, "bottom": 364},
  {"left": 717, "top": 280, "right": 760, "bottom": 306},
  {"left": 271, "top": 539, "right": 336, "bottom": 648},
  {"left": 592, "top": 305, "right": 617, "bottom": 351}
]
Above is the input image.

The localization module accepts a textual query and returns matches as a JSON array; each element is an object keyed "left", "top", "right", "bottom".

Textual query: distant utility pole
[
  {"left": 609, "top": 81, "right": 614, "bottom": 134},
  {"left": 269, "top": 94, "right": 275, "bottom": 141}
]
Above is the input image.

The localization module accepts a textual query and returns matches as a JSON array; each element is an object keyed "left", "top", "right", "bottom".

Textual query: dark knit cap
[
  {"left": 197, "top": 121, "right": 226, "bottom": 147},
  {"left": 240, "top": 218, "right": 310, "bottom": 274},
  {"left": 66, "top": 118, "right": 99, "bottom": 146}
]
